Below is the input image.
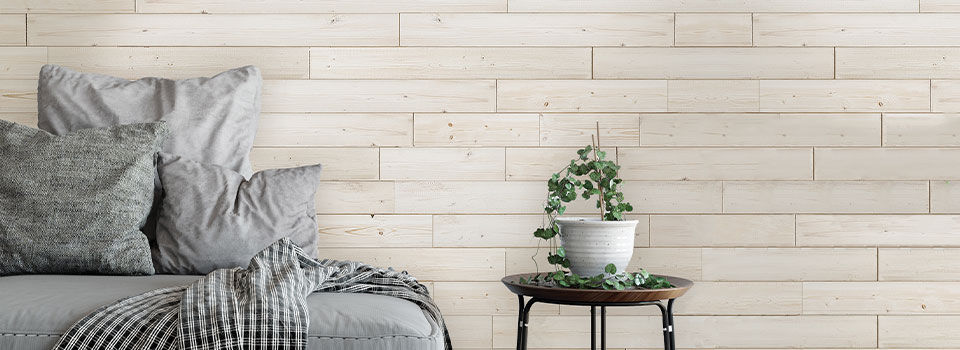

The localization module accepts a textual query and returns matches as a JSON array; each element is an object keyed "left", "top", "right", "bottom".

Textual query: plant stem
[{"left": 592, "top": 123, "right": 605, "bottom": 220}]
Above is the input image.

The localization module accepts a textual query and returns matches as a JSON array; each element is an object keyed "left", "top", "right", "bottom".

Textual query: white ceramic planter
[{"left": 555, "top": 217, "right": 638, "bottom": 277}]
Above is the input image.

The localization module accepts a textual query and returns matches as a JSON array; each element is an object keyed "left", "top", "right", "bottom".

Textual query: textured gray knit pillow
[
  {"left": 0, "top": 120, "right": 167, "bottom": 276},
  {"left": 155, "top": 153, "right": 322, "bottom": 275}
]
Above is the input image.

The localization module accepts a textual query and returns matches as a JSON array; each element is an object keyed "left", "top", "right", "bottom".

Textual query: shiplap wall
[{"left": 5, "top": 0, "right": 960, "bottom": 348}]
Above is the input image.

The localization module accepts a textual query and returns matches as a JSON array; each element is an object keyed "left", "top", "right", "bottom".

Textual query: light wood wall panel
[
  {"left": 314, "top": 182, "right": 395, "bottom": 214},
  {"left": 539, "top": 114, "right": 639, "bottom": 147},
  {"left": 754, "top": 14, "right": 960, "bottom": 47},
  {"left": 668, "top": 80, "right": 759, "bottom": 112},
  {"left": 262, "top": 80, "right": 496, "bottom": 113},
  {"left": 594, "top": 48, "right": 834, "bottom": 79},
  {"left": 675, "top": 14, "right": 752, "bottom": 47},
  {"left": 314, "top": 247, "right": 505, "bottom": 281},
  {"left": 0, "top": 15, "right": 25, "bottom": 46},
  {"left": 618, "top": 148, "right": 812, "bottom": 181},
  {"left": 0, "top": 80, "right": 36, "bottom": 113},
  {"left": 444, "top": 315, "right": 493, "bottom": 349},
  {"left": 498, "top": 80, "right": 667, "bottom": 113},
  {"left": 254, "top": 114, "right": 413, "bottom": 147},
  {"left": 922, "top": 0, "right": 960, "bottom": 11},
  {"left": 48, "top": 47, "right": 308, "bottom": 79},
  {"left": 508, "top": 0, "right": 918, "bottom": 12},
  {"left": 1, "top": 0, "right": 133, "bottom": 13},
  {"left": 506, "top": 148, "right": 585, "bottom": 180},
  {"left": 816, "top": 148, "right": 960, "bottom": 180},
  {"left": 506, "top": 247, "right": 702, "bottom": 280},
  {"left": 723, "top": 181, "right": 929, "bottom": 214},
  {"left": 0, "top": 113, "right": 37, "bottom": 127},
  {"left": 701, "top": 248, "right": 877, "bottom": 281},
  {"left": 883, "top": 113, "right": 960, "bottom": 146},
  {"left": 837, "top": 48, "right": 960, "bottom": 79},
  {"left": 249, "top": 148, "right": 378, "bottom": 180},
  {"left": 804, "top": 282, "right": 960, "bottom": 314},
  {"left": 622, "top": 181, "right": 723, "bottom": 213},
  {"left": 759, "top": 80, "right": 930, "bottom": 112},
  {"left": 433, "top": 282, "right": 559, "bottom": 316},
  {"left": 311, "top": 48, "right": 590, "bottom": 79},
  {"left": 28, "top": 14, "right": 399, "bottom": 46},
  {"left": 932, "top": 80, "right": 960, "bottom": 112},
  {"left": 395, "top": 181, "right": 544, "bottom": 214},
  {"left": 650, "top": 215, "right": 796, "bottom": 247},
  {"left": 879, "top": 316, "right": 960, "bottom": 348},
  {"left": 400, "top": 13, "right": 674, "bottom": 47},
  {"left": 315, "top": 215, "right": 432, "bottom": 248},
  {"left": 380, "top": 148, "right": 504, "bottom": 180},
  {"left": 0, "top": 48, "right": 45, "bottom": 79},
  {"left": 931, "top": 180, "right": 960, "bottom": 213},
  {"left": 414, "top": 113, "right": 539, "bottom": 147},
  {"left": 798, "top": 215, "right": 960, "bottom": 247},
  {"left": 136, "top": 0, "right": 506, "bottom": 13},
  {"left": 640, "top": 113, "right": 881, "bottom": 147},
  {"left": 880, "top": 248, "right": 960, "bottom": 281}
]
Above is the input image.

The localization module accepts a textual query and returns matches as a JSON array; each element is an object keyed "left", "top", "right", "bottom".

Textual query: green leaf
[
  {"left": 597, "top": 150, "right": 607, "bottom": 159},
  {"left": 605, "top": 263, "right": 617, "bottom": 274},
  {"left": 556, "top": 247, "right": 566, "bottom": 257}
]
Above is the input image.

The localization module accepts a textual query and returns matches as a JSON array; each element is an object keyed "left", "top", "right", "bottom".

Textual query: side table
[{"left": 502, "top": 273, "right": 693, "bottom": 350}]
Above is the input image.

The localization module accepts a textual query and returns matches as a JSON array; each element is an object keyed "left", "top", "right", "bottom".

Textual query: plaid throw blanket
[{"left": 53, "top": 238, "right": 450, "bottom": 350}]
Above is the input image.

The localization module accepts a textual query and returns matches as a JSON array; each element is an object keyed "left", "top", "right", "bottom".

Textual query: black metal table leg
[
  {"left": 516, "top": 295, "right": 525, "bottom": 350},
  {"left": 517, "top": 297, "right": 536, "bottom": 350},
  {"left": 600, "top": 306, "right": 606, "bottom": 350},
  {"left": 666, "top": 299, "right": 676, "bottom": 350},
  {"left": 590, "top": 306, "right": 596, "bottom": 350}
]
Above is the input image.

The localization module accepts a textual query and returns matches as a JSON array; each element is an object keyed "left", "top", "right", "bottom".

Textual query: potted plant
[{"left": 525, "top": 131, "right": 671, "bottom": 290}]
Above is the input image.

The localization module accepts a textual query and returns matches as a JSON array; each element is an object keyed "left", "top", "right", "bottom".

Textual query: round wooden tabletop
[{"left": 501, "top": 273, "right": 693, "bottom": 303}]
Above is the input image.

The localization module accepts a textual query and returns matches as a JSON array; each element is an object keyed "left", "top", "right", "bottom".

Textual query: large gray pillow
[
  {"left": 155, "top": 153, "right": 321, "bottom": 275},
  {"left": 0, "top": 120, "right": 167, "bottom": 276}
]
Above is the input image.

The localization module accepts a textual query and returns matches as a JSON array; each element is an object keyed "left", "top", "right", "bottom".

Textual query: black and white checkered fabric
[{"left": 53, "top": 238, "right": 451, "bottom": 350}]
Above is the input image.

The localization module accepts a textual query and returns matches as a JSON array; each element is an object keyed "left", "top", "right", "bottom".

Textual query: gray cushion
[
  {"left": 155, "top": 153, "right": 322, "bottom": 274},
  {"left": 37, "top": 64, "right": 261, "bottom": 178},
  {"left": 0, "top": 275, "right": 443, "bottom": 350},
  {"left": 0, "top": 121, "right": 167, "bottom": 276}
]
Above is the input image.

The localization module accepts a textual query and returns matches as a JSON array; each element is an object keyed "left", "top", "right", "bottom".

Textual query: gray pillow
[
  {"left": 0, "top": 120, "right": 167, "bottom": 276},
  {"left": 155, "top": 153, "right": 321, "bottom": 275}
]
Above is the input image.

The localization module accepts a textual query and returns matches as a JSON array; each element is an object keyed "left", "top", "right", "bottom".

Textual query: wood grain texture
[
  {"left": 395, "top": 181, "right": 544, "bottom": 214},
  {"left": 443, "top": 315, "right": 493, "bottom": 349},
  {"left": 932, "top": 80, "right": 960, "bottom": 112},
  {"left": 880, "top": 248, "right": 960, "bottom": 281},
  {"left": 837, "top": 48, "right": 960, "bottom": 79},
  {"left": 804, "top": 282, "right": 960, "bottom": 314},
  {"left": 254, "top": 114, "right": 413, "bottom": 147},
  {"left": 640, "top": 113, "right": 881, "bottom": 147},
  {"left": 724, "top": 181, "right": 929, "bottom": 214},
  {"left": 539, "top": 114, "right": 640, "bottom": 146},
  {"left": 314, "top": 182, "right": 395, "bottom": 214},
  {"left": 505, "top": 247, "right": 703, "bottom": 280},
  {"left": 380, "top": 148, "right": 505, "bottom": 180},
  {"left": 262, "top": 80, "right": 495, "bottom": 113},
  {"left": 816, "top": 148, "right": 960, "bottom": 180},
  {"left": 798, "top": 215, "right": 960, "bottom": 247},
  {"left": 618, "top": 148, "right": 812, "bottom": 180},
  {"left": 506, "top": 148, "right": 584, "bottom": 181},
  {"left": 922, "top": 0, "right": 960, "bottom": 11},
  {"left": 0, "top": 80, "right": 36, "bottom": 113},
  {"left": 650, "top": 215, "right": 796, "bottom": 247},
  {"left": 0, "top": 113, "right": 36, "bottom": 127},
  {"left": 701, "top": 248, "right": 877, "bottom": 281},
  {"left": 759, "top": 80, "right": 930, "bottom": 112},
  {"left": 414, "top": 113, "right": 539, "bottom": 147},
  {"left": 136, "top": 0, "right": 506, "bottom": 13},
  {"left": 668, "top": 80, "right": 759, "bottom": 112},
  {"left": 622, "top": 181, "right": 723, "bottom": 213},
  {"left": 931, "top": 180, "right": 960, "bottom": 213},
  {"left": 315, "top": 215, "right": 432, "bottom": 248},
  {"left": 675, "top": 14, "right": 752, "bottom": 47},
  {"left": 883, "top": 113, "right": 960, "bottom": 146},
  {"left": 28, "top": 14, "right": 399, "bottom": 46},
  {"left": 434, "top": 282, "right": 559, "bottom": 315},
  {"left": 400, "top": 13, "right": 673, "bottom": 47},
  {"left": 594, "top": 48, "right": 833, "bottom": 79},
  {"left": 0, "top": 48, "right": 46, "bottom": 79},
  {"left": 755, "top": 14, "right": 960, "bottom": 46},
  {"left": 433, "top": 214, "right": 649, "bottom": 248},
  {"left": 508, "top": 0, "right": 919, "bottom": 12},
  {"left": 311, "top": 47, "right": 590, "bottom": 79},
  {"left": 1, "top": 0, "right": 133, "bottom": 13},
  {"left": 498, "top": 80, "right": 667, "bottom": 113},
  {"left": 0, "top": 14, "right": 25, "bottom": 46},
  {"left": 48, "top": 47, "right": 308, "bottom": 79},
  {"left": 315, "top": 247, "right": 505, "bottom": 281},
  {"left": 249, "top": 148, "right": 378, "bottom": 180},
  {"left": 879, "top": 316, "right": 960, "bottom": 348}
]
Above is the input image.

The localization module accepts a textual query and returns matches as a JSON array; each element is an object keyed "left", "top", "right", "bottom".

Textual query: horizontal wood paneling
[
  {"left": 675, "top": 14, "right": 752, "bottom": 47},
  {"left": 0, "top": 79, "right": 36, "bottom": 113},
  {"left": 622, "top": 181, "right": 723, "bottom": 213},
  {"left": 539, "top": 114, "right": 640, "bottom": 147},
  {"left": 932, "top": 80, "right": 960, "bottom": 112},
  {"left": 136, "top": 0, "right": 506, "bottom": 13},
  {"left": 444, "top": 315, "right": 493, "bottom": 349},
  {"left": 315, "top": 182, "right": 395, "bottom": 214},
  {"left": 0, "top": 48, "right": 45, "bottom": 79},
  {"left": 413, "top": 113, "right": 539, "bottom": 147},
  {"left": 2, "top": 0, "right": 133, "bottom": 13},
  {"left": 315, "top": 215, "right": 433, "bottom": 247},
  {"left": 380, "top": 148, "right": 505, "bottom": 180},
  {"left": 249, "top": 148, "right": 378, "bottom": 180},
  {"left": 723, "top": 181, "right": 929, "bottom": 214},
  {"left": 314, "top": 248, "right": 505, "bottom": 281},
  {"left": 759, "top": 80, "right": 931, "bottom": 113},
  {"left": 433, "top": 215, "right": 542, "bottom": 248},
  {"left": 668, "top": 80, "right": 759, "bottom": 112},
  {"left": 879, "top": 248, "right": 960, "bottom": 281},
  {"left": 0, "top": 15, "right": 25, "bottom": 46},
  {"left": 618, "top": 148, "right": 812, "bottom": 181},
  {"left": 506, "top": 147, "right": 582, "bottom": 180},
  {"left": 28, "top": 14, "right": 399, "bottom": 46},
  {"left": 701, "top": 248, "right": 877, "bottom": 281},
  {"left": 433, "top": 282, "right": 559, "bottom": 316},
  {"left": 508, "top": 0, "right": 918, "bottom": 12},
  {"left": 837, "top": 48, "right": 960, "bottom": 79},
  {"left": 505, "top": 247, "right": 702, "bottom": 280},
  {"left": 879, "top": 316, "right": 960, "bottom": 348},
  {"left": 594, "top": 48, "right": 834, "bottom": 79},
  {"left": 311, "top": 47, "right": 590, "bottom": 79},
  {"left": 804, "top": 282, "right": 960, "bottom": 314},
  {"left": 931, "top": 180, "right": 960, "bottom": 213},
  {"left": 755, "top": 14, "right": 960, "bottom": 47},
  {"left": 883, "top": 113, "right": 960, "bottom": 147},
  {"left": 254, "top": 114, "right": 413, "bottom": 147},
  {"left": 650, "top": 215, "right": 796, "bottom": 247},
  {"left": 48, "top": 47, "right": 308, "bottom": 79},
  {"left": 640, "top": 113, "right": 881, "bottom": 147},
  {"left": 798, "top": 215, "right": 960, "bottom": 247},
  {"left": 0, "top": 113, "right": 36, "bottom": 127},
  {"left": 922, "top": 0, "right": 960, "bottom": 11},
  {"left": 400, "top": 13, "right": 674, "bottom": 47},
  {"left": 816, "top": 148, "right": 960, "bottom": 180},
  {"left": 262, "top": 80, "right": 496, "bottom": 113},
  {"left": 497, "top": 80, "right": 667, "bottom": 113},
  {"left": 395, "top": 181, "right": 544, "bottom": 214}
]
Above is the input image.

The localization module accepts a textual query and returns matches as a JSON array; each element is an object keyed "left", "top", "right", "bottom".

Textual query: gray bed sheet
[{"left": 0, "top": 275, "right": 444, "bottom": 350}]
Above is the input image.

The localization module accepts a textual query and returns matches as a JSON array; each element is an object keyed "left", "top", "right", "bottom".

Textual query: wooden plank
[
  {"left": 931, "top": 180, "right": 960, "bottom": 213},
  {"left": 640, "top": 113, "right": 880, "bottom": 147},
  {"left": 884, "top": 113, "right": 960, "bottom": 146},
  {"left": 433, "top": 214, "right": 649, "bottom": 248},
  {"left": 28, "top": 14, "right": 398, "bottom": 46},
  {"left": 499, "top": 80, "right": 666, "bottom": 113},
  {"left": 315, "top": 215, "right": 432, "bottom": 248},
  {"left": 311, "top": 47, "right": 590, "bottom": 79},
  {"left": 315, "top": 182, "right": 394, "bottom": 214},
  {"left": 505, "top": 247, "right": 702, "bottom": 280},
  {"left": 413, "top": 113, "right": 539, "bottom": 147},
  {"left": 48, "top": 47, "right": 307, "bottom": 80},
  {"left": 433, "top": 282, "right": 559, "bottom": 315},
  {"left": 254, "top": 114, "right": 412, "bottom": 147},
  {"left": 594, "top": 48, "right": 833, "bottom": 79},
  {"left": 560, "top": 281, "right": 802, "bottom": 316},
  {"left": 933, "top": 80, "right": 960, "bottom": 112},
  {"left": 493, "top": 315, "right": 876, "bottom": 348},
  {"left": 759, "top": 80, "right": 930, "bottom": 112},
  {"left": 723, "top": 181, "right": 929, "bottom": 214},
  {"left": 755, "top": 14, "right": 960, "bottom": 46},
  {"left": 837, "top": 48, "right": 960, "bottom": 79},
  {"left": 675, "top": 14, "right": 752, "bottom": 47},
  {"left": 314, "top": 248, "right": 504, "bottom": 281},
  {"left": 701, "top": 248, "right": 877, "bottom": 281},
  {"left": 539, "top": 114, "right": 640, "bottom": 147},
  {"left": 399, "top": 13, "right": 673, "bottom": 47},
  {"left": 1, "top": 0, "right": 133, "bottom": 13},
  {"left": 506, "top": 148, "right": 583, "bottom": 181},
  {"left": 922, "top": 0, "right": 960, "bottom": 11},
  {"left": 0, "top": 15, "right": 23, "bottom": 46},
  {"left": 0, "top": 80, "right": 36, "bottom": 113},
  {"left": 508, "top": 0, "right": 918, "bottom": 12},
  {"left": 880, "top": 248, "right": 960, "bottom": 281},
  {"left": 0, "top": 48, "right": 44, "bottom": 79},
  {"left": 443, "top": 316, "right": 492, "bottom": 349},
  {"left": 249, "top": 148, "right": 378, "bottom": 180},
  {"left": 668, "top": 80, "right": 758, "bottom": 112},
  {"left": 816, "top": 148, "right": 960, "bottom": 180},
  {"left": 618, "top": 148, "right": 812, "bottom": 181},
  {"left": 622, "top": 181, "right": 723, "bottom": 213},
  {"left": 380, "top": 148, "right": 505, "bottom": 181},
  {"left": 395, "top": 181, "right": 544, "bottom": 214},
  {"left": 0, "top": 113, "right": 36, "bottom": 127},
  {"left": 880, "top": 316, "right": 960, "bottom": 348},
  {"left": 262, "top": 80, "right": 495, "bottom": 113},
  {"left": 136, "top": 0, "right": 506, "bottom": 13},
  {"left": 804, "top": 282, "right": 960, "bottom": 315},
  {"left": 650, "top": 215, "right": 796, "bottom": 247},
  {"left": 798, "top": 215, "right": 960, "bottom": 247}
]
